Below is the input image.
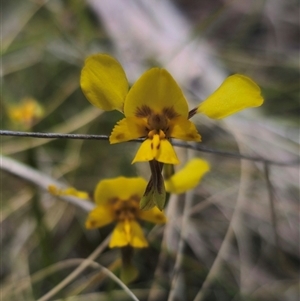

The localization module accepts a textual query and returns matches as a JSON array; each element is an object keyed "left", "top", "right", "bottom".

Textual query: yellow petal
[
  {"left": 132, "top": 139, "right": 155, "bottom": 163},
  {"left": 169, "top": 116, "right": 201, "bottom": 142},
  {"left": 165, "top": 158, "right": 210, "bottom": 194},
  {"left": 109, "top": 220, "right": 148, "bottom": 248},
  {"left": 155, "top": 139, "right": 179, "bottom": 164},
  {"left": 132, "top": 139, "right": 179, "bottom": 164},
  {"left": 48, "top": 185, "right": 89, "bottom": 199},
  {"left": 85, "top": 205, "right": 114, "bottom": 229},
  {"left": 63, "top": 187, "right": 89, "bottom": 199},
  {"left": 129, "top": 220, "right": 149, "bottom": 248},
  {"left": 110, "top": 222, "right": 130, "bottom": 248},
  {"left": 124, "top": 68, "right": 188, "bottom": 118},
  {"left": 109, "top": 117, "right": 147, "bottom": 144},
  {"left": 80, "top": 54, "right": 128, "bottom": 111},
  {"left": 94, "top": 177, "right": 147, "bottom": 205},
  {"left": 138, "top": 206, "right": 167, "bottom": 224},
  {"left": 197, "top": 74, "right": 264, "bottom": 119}
]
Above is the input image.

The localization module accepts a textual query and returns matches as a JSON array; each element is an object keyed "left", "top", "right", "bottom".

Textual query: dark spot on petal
[
  {"left": 156, "top": 143, "right": 160, "bottom": 150},
  {"left": 151, "top": 142, "right": 153, "bottom": 149},
  {"left": 162, "top": 107, "right": 180, "bottom": 119},
  {"left": 130, "top": 194, "right": 140, "bottom": 202},
  {"left": 115, "top": 133, "right": 124, "bottom": 140},
  {"left": 136, "top": 105, "right": 152, "bottom": 117},
  {"left": 90, "top": 220, "right": 96, "bottom": 227}
]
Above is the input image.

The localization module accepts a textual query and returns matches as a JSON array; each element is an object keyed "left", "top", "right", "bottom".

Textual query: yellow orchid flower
[
  {"left": 48, "top": 177, "right": 165, "bottom": 247},
  {"left": 85, "top": 177, "right": 166, "bottom": 248},
  {"left": 7, "top": 97, "right": 44, "bottom": 129},
  {"left": 80, "top": 54, "right": 264, "bottom": 165},
  {"left": 80, "top": 54, "right": 263, "bottom": 210},
  {"left": 81, "top": 54, "right": 201, "bottom": 165}
]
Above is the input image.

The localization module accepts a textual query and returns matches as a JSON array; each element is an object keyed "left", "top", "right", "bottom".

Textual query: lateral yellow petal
[
  {"left": 169, "top": 116, "right": 201, "bottom": 142},
  {"left": 94, "top": 177, "right": 147, "bottom": 205},
  {"left": 85, "top": 205, "right": 114, "bottom": 229},
  {"left": 165, "top": 158, "right": 210, "bottom": 194},
  {"left": 80, "top": 54, "right": 128, "bottom": 112},
  {"left": 138, "top": 207, "right": 167, "bottom": 224},
  {"left": 109, "top": 117, "right": 148, "bottom": 144},
  {"left": 124, "top": 68, "right": 188, "bottom": 118},
  {"left": 197, "top": 74, "right": 264, "bottom": 119}
]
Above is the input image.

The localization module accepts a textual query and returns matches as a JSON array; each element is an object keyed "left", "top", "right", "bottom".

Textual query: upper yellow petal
[
  {"left": 138, "top": 206, "right": 167, "bottom": 224},
  {"left": 85, "top": 205, "right": 114, "bottom": 229},
  {"left": 94, "top": 177, "right": 147, "bottom": 205},
  {"left": 197, "top": 74, "right": 264, "bottom": 119},
  {"left": 109, "top": 117, "right": 148, "bottom": 144},
  {"left": 80, "top": 54, "right": 128, "bottom": 112},
  {"left": 124, "top": 68, "right": 188, "bottom": 118},
  {"left": 165, "top": 158, "right": 210, "bottom": 194},
  {"left": 169, "top": 116, "right": 201, "bottom": 142},
  {"left": 132, "top": 139, "right": 179, "bottom": 164},
  {"left": 109, "top": 220, "right": 148, "bottom": 248}
]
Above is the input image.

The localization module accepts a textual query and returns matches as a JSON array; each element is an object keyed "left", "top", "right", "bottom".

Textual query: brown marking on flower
[
  {"left": 155, "top": 214, "right": 165, "bottom": 221},
  {"left": 151, "top": 142, "right": 153, "bottom": 149},
  {"left": 162, "top": 106, "right": 180, "bottom": 119},
  {"left": 89, "top": 220, "right": 97, "bottom": 227},
  {"left": 130, "top": 194, "right": 140, "bottom": 202},
  {"left": 109, "top": 197, "right": 120, "bottom": 205},
  {"left": 147, "top": 113, "right": 168, "bottom": 130},
  {"left": 112, "top": 198, "right": 140, "bottom": 221},
  {"left": 188, "top": 107, "right": 197, "bottom": 119},
  {"left": 135, "top": 105, "right": 152, "bottom": 117},
  {"left": 115, "top": 133, "right": 125, "bottom": 140}
]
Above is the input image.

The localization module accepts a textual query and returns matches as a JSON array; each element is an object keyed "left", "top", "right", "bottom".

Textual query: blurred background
[{"left": 1, "top": 0, "right": 299, "bottom": 300}]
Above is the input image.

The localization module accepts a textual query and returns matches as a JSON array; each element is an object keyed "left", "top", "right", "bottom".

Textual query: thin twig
[{"left": 1, "top": 130, "right": 298, "bottom": 166}]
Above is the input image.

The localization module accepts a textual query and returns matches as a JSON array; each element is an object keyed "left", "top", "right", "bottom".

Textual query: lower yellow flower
[{"left": 85, "top": 177, "right": 166, "bottom": 248}]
